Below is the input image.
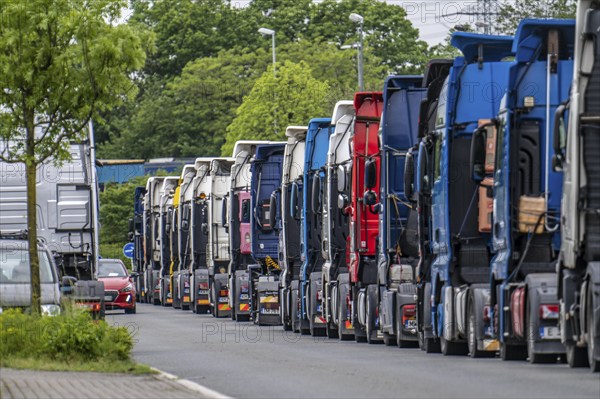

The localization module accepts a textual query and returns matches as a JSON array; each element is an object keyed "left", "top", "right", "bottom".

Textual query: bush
[{"left": 0, "top": 307, "right": 133, "bottom": 363}]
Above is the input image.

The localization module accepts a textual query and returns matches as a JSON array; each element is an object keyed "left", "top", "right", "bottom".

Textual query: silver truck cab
[{"left": 0, "top": 233, "right": 61, "bottom": 315}]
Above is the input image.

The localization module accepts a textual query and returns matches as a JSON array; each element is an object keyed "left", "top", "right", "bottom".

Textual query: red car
[{"left": 98, "top": 259, "right": 137, "bottom": 314}]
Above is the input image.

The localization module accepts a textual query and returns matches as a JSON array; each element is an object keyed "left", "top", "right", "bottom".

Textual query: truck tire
[
  {"left": 291, "top": 287, "right": 300, "bottom": 333},
  {"left": 365, "top": 285, "right": 382, "bottom": 344},
  {"left": 587, "top": 286, "right": 599, "bottom": 372},
  {"left": 467, "top": 298, "right": 493, "bottom": 358},
  {"left": 423, "top": 337, "right": 441, "bottom": 353},
  {"left": 125, "top": 304, "right": 136, "bottom": 314},
  {"left": 353, "top": 289, "right": 367, "bottom": 343},
  {"left": 441, "top": 337, "right": 468, "bottom": 356},
  {"left": 337, "top": 282, "right": 353, "bottom": 341},
  {"left": 500, "top": 342, "right": 527, "bottom": 361},
  {"left": 565, "top": 342, "right": 588, "bottom": 368}
]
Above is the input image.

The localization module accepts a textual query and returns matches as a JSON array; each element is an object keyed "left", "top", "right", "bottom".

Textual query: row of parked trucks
[{"left": 131, "top": 9, "right": 599, "bottom": 371}]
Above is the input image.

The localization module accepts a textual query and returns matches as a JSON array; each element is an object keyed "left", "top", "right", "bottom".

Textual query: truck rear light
[
  {"left": 483, "top": 305, "right": 491, "bottom": 323},
  {"left": 219, "top": 289, "right": 229, "bottom": 297},
  {"left": 539, "top": 304, "right": 559, "bottom": 320},
  {"left": 402, "top": 304, "right": 416, "bottom": 324},
  {"left": 199, "top": 282, "right": 209, "bottom": 290},
  {"left": 245, "top": 233, "right": 251, "bottom": 243}
]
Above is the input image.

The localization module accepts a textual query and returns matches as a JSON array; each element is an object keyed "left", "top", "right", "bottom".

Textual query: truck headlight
[{"left": 41, "top": 304, "right": 61, "bottom": 316}]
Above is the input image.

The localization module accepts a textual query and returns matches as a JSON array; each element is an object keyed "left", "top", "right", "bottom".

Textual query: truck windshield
[
  {"left": 0, "top": 249, "right": 56, "bottom": 284},
  {"left": 97, "top": 261, "right": 127, "bottom": 277}
]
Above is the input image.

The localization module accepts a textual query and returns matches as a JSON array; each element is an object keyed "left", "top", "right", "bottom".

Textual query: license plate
[
  {"left": 240, "top": 294, "right": 249, "bottom": 300},
  {"left": 104, "top": 295, "right": 113, "bottom": 301},
  {"left": 199, "top": 290, "right": 209, "bottom": 295},
  {"left": 404, "top": 319, "right": 417, "bottom": 329},
  {"left": 218, "top": 297, "right": 229, "bottom": 303},
  {"left": 539, "top": 326, "right": 560, "bottom": 340},
  {"left": 260, "top": 308, "right": 280, "bottom": 315}
]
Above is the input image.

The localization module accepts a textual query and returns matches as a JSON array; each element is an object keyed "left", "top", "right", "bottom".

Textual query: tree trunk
[{"left": 26, "top": 116, "right": 41, "bottom": 315}]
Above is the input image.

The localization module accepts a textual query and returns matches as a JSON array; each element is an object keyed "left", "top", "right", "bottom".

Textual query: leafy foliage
[
  {"left": 0, "top": 0, "right": 147, "bottom": 314},
  {"left": 222, "top": 61, "right": 330, "bottom": 155},
  {"left": 495, "top": 0, "right": 576, "bottom": 35},
  {"left": 97, "top": 0, "right": 429, "bottom": 159},
  {"left": 0, "top": 308, "right": 133, "bottom": 363}
]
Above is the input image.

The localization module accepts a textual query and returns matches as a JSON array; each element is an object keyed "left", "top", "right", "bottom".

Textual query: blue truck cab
[
  {"left": 411, "top": 60, "right": 453, "bottom": 353},
  {"left": 249, "top": 143, "right": 286, "bottom": 325},
  {"left": 376, "top": 75, "right": 426, "bottom": 347},
  {"left": 299, "top": 118, "right": 332, "bottom": 336},
  {"left": 474, "top": 19, "right": 575, "bottom": 362},
  {"left": 423, "top": 32, "right": 514, "bottom": 356}
]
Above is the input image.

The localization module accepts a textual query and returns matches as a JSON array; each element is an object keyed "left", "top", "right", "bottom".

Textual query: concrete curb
[{"left": 152, "top": 367, "right": 231, "bottom": 399}]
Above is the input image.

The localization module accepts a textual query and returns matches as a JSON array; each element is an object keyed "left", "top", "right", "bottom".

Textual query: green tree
[
  {"left": 307, "top": 0, "right": 428, "bottom": 73},
  {"left": 496, "top": 0, "right": 576, "bottom": 35},
  {"left": 0, "top": 0, "right": 146, "bottom": 313},
  {"left": 222, "top": 61, "right": 330, "bottom": 155},
  {"left": 129, "top": 0, "right": 259, "bottom": 77},
  {"left": 100, "top": 41, "right": 387, "bottom": 159}
]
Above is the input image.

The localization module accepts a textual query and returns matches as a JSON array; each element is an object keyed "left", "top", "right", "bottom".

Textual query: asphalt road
[{"left": 107, "top": 304, "right": 600, "bottom": 399}]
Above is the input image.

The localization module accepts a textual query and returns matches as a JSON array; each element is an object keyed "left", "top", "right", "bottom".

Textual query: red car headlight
[{"left": 119, "top": 284, "right": 133, "bottom": 293}]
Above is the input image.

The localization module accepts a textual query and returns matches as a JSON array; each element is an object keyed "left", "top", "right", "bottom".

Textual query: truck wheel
[
  {"left": 337, "top": 281, "right": 353, "bottom": 341},
  {"left": 125, "top": 305, "right": 136, "bottom": 314},
  {"left": 153, "top": 294, "right": 160, "bottom": 306},
  {"left": 423, "top": 337, "right": 441, "bottom": 353},
  {"left": 365, "top": 286, "right": 382, "bottom": 344},
  {"left": 527, "top": 300, "right": 556, "bottom": 364},
  {"left": 353, "top": 289, "right": 367, "bottom": 343},
  {"left": 565, "top": 342, "right": 588, "bottom": 368},
  {"left": 500, "top": 342, "right": 527, "bottom": 361},
  {"left": 291, "top": 288, "right": 300, "bottom": 333},
  {"left": 587, "top": 286, "right": 599, "bottom": 372},
  {"left": 441, "top": 337, "right": 468, "bottom": 356},
  {"left": 467, "top": 299, "right": 493, "bottom": 358}
]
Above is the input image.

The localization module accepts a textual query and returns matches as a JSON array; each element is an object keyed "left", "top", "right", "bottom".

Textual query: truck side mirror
[
  {"left": 269, "top": 190, "right": 278, "bottom": 230},
  {"left": 311, "top": 173, "right": 322, "bottom": 213},
  {"left": 221, "top": 195, "right": 229, "bottom": 230},
  {"left": 552, "top": 102, "right": 568, "bottom": 172},
  {"left": 404, "top": 150, "right": 415, "bottom": 200},
  {"left": 417, "top": 144, "right": 429, "bottom": 195},
  {"left": 418, "top": 98, "right": 429, "bottom": 138},
  {"left": 364, "top": 159, "right": 377, "bottom": 190},
  {"left": 290, "top": 181, "right": 299, "bottom": 219},
  {"left": 363, "top": 190, "right": 378, "bottom": 206},
  {"left": 470, "top": 128, "right": 486, "bottom": 183},
  {"left": 128, "top": 218, "right": 134, "bottom": 232},
  {"left": 337, "top": 165, "right": 346, "bottom": 193},
  {"left": 338, "top": 193, "right": 349, "bottom": 214}
]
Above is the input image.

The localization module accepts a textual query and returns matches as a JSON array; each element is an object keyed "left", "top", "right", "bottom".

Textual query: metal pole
[
  {"left": 272, "top": 33, "right": 276, "bottom": 77},
  {"left": 358, "top": 21, "right": 364, "bottom": 91}
]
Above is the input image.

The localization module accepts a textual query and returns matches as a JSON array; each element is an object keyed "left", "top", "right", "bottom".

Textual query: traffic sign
[{"left": 123, "top": 242, "right": 135, "bottom": 259}]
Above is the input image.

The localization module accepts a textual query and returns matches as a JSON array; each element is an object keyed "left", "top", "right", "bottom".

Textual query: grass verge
[
  {"left": 1, "top": 357, "right": 156, "bottom": 374},
  {"left": 0, "top": 307, "right": 153, "bottom": 374}
]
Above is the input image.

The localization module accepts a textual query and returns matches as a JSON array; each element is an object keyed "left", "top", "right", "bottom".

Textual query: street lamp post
[
  {"left": 258, "top": 27, "right": 276, "bottom": 77},
  {"left": 349, "top": 13, "right": 364, "bottom": 91},
  {"left": 258, "top": 27, "right": 277, "bottom": 135}
]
